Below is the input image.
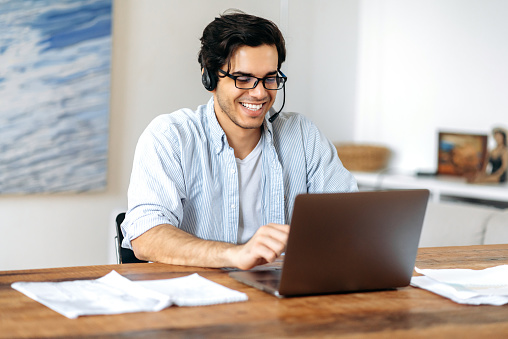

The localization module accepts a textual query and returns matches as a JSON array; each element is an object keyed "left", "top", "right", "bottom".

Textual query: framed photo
[{"left": 437, "top": 132, "right": 488, "bottom": 176}]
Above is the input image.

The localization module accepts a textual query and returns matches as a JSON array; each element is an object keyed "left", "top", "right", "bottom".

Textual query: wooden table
[{"left": 1, "top": 245, "right": 508, "bottom": 338}]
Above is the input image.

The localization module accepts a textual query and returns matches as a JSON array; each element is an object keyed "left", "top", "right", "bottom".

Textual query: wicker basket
[{"left": 335, "top": 144, "right": 391, "bottom": 172}]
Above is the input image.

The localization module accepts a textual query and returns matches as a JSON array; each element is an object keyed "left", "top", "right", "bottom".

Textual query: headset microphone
[{"left": 268, "top": 85, "right": 285, "bottom": 123}]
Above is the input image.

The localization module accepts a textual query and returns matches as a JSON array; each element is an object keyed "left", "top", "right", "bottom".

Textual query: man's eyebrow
[{"left": 231, "top": 70, "right": 278, "bottom": 77}]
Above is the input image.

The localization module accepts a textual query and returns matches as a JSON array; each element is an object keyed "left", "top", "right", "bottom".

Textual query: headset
[
  {"left": 201, "top": 67, "right": 218, "bottom": 91},
  {"left": 201, "top": 67, "right": 286, "bottom": 123}
]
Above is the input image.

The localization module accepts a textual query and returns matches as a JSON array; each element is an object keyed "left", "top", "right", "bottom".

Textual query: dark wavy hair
[
  {"left": 198, "top": 10, "right": 286, "bottom": 75},
  {"left": 493, "top": 128, "right": 507, "bottom": 146}
]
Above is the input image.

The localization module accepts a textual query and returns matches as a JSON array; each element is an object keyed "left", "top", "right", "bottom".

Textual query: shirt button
[
  {"left": 231, "top": 204, "right": 236, "bottom": 209},
  {"left": 230, "top": 168, "right": 236, "bottom": 174}
]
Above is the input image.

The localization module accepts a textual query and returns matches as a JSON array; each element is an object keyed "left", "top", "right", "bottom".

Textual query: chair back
[{"left": 115, "top": 213, "right": 148, "bottom": 264}]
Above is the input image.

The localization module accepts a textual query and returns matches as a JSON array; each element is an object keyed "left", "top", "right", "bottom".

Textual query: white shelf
[{"left": 352, "top": 171, "right": 508, "bottom": 204}]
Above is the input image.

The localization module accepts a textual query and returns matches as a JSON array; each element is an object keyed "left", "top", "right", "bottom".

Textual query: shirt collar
[
  {"left": 262, "top": 107, "right": 275, "bottom": 145},
  {"left": 205, "top": 97, "right": 227, "bottom": 155}
]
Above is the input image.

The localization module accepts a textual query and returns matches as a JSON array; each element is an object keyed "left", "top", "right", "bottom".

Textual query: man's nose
[{"left": 248, "top": 81, "right": 268, "bottom": 98}]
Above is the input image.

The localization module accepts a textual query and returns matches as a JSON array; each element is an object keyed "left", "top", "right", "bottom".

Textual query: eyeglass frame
[{"left": 217, "top": 69, "right": 287, "bottom": 90}]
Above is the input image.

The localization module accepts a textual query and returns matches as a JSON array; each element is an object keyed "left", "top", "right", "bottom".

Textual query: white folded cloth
[
  {"left": 411, "top": 265, "right": 508, "bottom": 305},
  {"left": 12, "top": 271, "right": 247, "bottom": 319}
]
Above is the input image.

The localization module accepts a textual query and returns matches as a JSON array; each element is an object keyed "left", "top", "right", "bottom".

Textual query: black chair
[{"left": 115, "top": 213, "right": 148, "bottom": 264}]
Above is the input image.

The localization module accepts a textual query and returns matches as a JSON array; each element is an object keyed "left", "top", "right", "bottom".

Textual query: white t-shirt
[{"left": 236, "top": 137, "right": 263, "bottom": 244}]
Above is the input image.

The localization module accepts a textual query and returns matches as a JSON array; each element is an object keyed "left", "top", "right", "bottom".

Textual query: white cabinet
[{"left": 353, "top": 171, "right": 508, "bottom": 205}]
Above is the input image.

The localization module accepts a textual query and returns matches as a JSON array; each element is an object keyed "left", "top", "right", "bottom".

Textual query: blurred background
[{"left": 1, "top": 0, "right": 506, "bottom": 269}]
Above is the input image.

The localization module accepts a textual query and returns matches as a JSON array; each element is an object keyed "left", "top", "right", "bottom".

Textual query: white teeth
[{"left": 241, "top": 103, "right": 263, "bottom": 111}]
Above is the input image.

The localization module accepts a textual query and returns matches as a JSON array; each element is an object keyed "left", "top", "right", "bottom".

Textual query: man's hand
[{"left": 227, "top": 223, "right": 290, "bottom": 270}]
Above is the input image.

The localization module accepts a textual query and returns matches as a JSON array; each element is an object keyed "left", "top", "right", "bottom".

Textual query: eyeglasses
[{"left": 218, "top": 69, "right": 287, "bottom": 90}]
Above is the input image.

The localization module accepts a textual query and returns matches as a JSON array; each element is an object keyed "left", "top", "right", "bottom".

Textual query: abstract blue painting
[{"left": 0, "top": 0, "right": 112, "bottom": 194}]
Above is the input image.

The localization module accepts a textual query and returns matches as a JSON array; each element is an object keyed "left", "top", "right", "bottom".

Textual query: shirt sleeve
[
  {"left": 121, "top": 119, "right": 186, "bottom": 249},
  {"left": 303, "top": 116, "right": 358, "bottom": 193}
]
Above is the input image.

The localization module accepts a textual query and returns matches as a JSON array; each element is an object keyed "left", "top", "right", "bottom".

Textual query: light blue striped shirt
[{"left": 122, "top": 97, "right": 357, "bottom": 249}]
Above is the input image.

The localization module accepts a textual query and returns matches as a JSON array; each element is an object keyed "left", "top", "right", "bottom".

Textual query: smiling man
[{"left": 121, "top": 11, "right": 357, "bottom": 269}]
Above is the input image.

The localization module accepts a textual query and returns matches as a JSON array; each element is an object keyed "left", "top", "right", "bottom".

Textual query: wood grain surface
[{"left": 1, "top": 245, "right": 507, "bottom": 338}]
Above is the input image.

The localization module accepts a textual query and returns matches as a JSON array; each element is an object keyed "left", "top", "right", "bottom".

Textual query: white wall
[
  {"left": 284, "top": 0, "right": 359, "bottom": 143},
  {"left": 355, "top": 0, "right": 508, "bottom": 172}
]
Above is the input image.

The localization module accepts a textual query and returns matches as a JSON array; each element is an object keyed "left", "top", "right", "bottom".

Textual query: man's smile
[
  {"left": 240, "top": 102, "right": 264, "bottom": 111},
  {"left": 238, "top": 100, "right": 269, "bottom": 118}
]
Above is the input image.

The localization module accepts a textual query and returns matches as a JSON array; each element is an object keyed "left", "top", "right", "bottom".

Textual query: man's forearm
[
  {"left": 131, "top": 222, "right": 289, "bottom": 269},
  {"left": 131, "top": 224, "right": 237, "bottom": 268}
]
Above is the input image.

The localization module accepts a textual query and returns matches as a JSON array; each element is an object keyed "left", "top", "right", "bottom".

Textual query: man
[{"left": 122, "top": 11, "right": 357, "bottom": 269}]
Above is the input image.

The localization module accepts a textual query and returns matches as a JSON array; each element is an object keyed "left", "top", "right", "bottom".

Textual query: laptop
[{"left": 229, "top": 189, "right": 430, "bottom": 297}]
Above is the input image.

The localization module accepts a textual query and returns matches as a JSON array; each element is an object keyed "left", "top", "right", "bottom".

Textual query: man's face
[{"left": 213, "top": 44, "right": 278, "bottom": 132}]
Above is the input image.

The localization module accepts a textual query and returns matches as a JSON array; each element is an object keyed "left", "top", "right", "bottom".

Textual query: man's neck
[
  {"left": 212, "top": 101, "right": 264, "bottom": 160},
  {"left": 226, "top": 127, "right": 262, "bottom": 160}
]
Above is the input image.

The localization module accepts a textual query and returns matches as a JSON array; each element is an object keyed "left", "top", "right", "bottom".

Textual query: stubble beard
[{"left": 216, "top": 93, "right": 267, "bottom": 130}]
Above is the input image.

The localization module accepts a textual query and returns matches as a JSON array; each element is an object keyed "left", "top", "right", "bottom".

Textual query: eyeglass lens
[{"left": 235, "top": 76, "right": 285, "bottom": 90}]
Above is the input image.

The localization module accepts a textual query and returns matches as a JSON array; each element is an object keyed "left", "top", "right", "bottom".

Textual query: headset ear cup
[{"left": 202, "top": 68, "right": 217, "bottom": 91}]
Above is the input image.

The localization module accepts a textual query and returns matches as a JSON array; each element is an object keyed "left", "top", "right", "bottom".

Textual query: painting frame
[{"left": 437, "top": 131, "right": 488, "bottom": 177}]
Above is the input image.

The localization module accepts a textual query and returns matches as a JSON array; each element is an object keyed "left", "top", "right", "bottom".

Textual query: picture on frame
[
  {"left": 0, "top": 0, "right": 112, "bottom": 194},
  {"left": 437, "top": 131, "right": 488, "bottom": 177}
]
